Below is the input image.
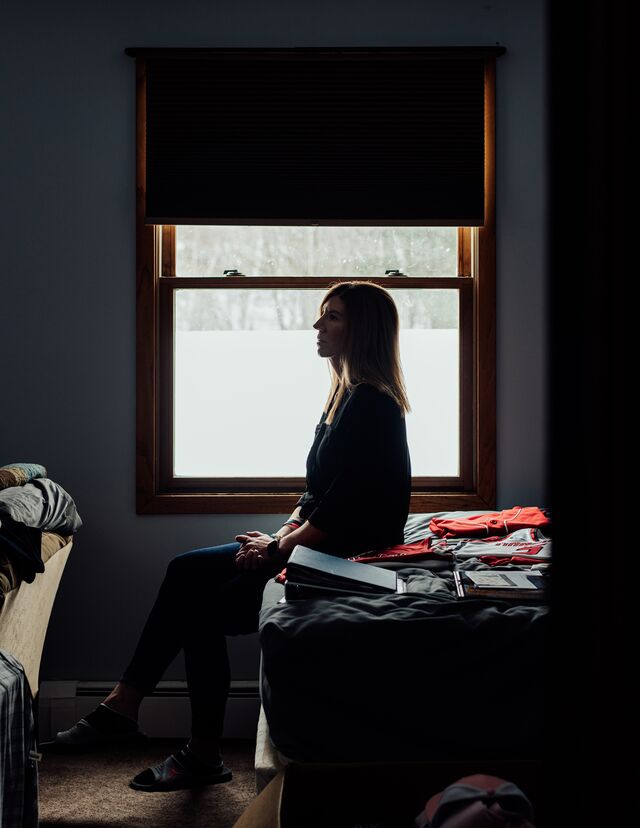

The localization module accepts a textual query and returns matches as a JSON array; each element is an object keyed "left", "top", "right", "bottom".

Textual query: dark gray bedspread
[{"left": 258, "top": 511, "right": 549, "bottom": 762}]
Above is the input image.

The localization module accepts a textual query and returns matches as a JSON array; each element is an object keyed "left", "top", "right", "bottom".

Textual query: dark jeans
[{"left": 120, "top": 542, "right": 283, "bottom": 740}]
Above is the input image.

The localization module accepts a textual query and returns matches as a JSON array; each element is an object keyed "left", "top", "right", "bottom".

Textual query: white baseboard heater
[{"left": 37, "top": 681, "right": 261, "bottom": 743}]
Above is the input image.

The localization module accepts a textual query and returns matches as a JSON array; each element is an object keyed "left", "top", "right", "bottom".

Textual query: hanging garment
[{"left": 0, "top": 650, "right": 38, "bottom": 827}]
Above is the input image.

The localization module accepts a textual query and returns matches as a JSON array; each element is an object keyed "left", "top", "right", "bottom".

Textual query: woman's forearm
[
  {"left": 273, "top": 504, "right": 330, "bottom": 559},
  {"left": 277, "top": 520, "right": 329, "bottom": 559}
]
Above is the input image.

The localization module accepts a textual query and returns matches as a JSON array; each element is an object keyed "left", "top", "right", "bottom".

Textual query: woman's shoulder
[{"left": 347, "top": 383, "right": 401, "bottom": 414}]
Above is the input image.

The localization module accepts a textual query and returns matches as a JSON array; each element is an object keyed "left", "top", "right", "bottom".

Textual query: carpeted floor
[{"left": 38, "top": 738, "right": 259, "bottom": 827}]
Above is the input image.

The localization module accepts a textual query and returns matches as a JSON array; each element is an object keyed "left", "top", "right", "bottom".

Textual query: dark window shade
[{"left": 141, "top": 52, "right": 489, "bottom": 225}]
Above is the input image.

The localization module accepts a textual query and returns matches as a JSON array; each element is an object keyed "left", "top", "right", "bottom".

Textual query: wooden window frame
[{"left": 135, "top": 59, "right": 496, "bottom": 515}]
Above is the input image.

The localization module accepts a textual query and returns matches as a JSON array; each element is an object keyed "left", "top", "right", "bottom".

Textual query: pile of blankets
[{"left": 0, "top": 463, "right": 82, "bottom": 606}]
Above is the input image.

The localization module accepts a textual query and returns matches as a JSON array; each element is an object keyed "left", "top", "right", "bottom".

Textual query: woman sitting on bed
[{"left": 49, "top": 280, "right": 412, "bottom": 791}]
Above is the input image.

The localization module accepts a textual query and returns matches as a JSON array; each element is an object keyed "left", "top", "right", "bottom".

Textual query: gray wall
[{"left": 1, "top": 0, "right": 546, "bottom": 682}]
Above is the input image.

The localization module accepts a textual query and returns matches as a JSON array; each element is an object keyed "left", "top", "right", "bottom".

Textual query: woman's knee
[
  {"left": 165, "top": 543, "right": 241, "bottom": 582},
  {"left": 165, "top": 552, "right": 191, "bottom": 580}
]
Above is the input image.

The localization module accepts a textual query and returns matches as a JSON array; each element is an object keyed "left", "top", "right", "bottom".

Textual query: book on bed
[
  {"left": 284, "top": 545, "right": 408, "bottom": 599},
  {"left": 453, "top": 568, "right": 548, "bottom": 601}
]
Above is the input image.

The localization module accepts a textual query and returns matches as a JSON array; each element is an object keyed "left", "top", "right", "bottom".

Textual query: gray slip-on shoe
[
  {"left": 40, "top": 718, "right": 148, "bottom": 753},
  {"left": 129, "top": 748, "right": 232, "bottom": 792}
]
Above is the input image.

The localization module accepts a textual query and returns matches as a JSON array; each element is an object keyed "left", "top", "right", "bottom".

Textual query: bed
[{"left": 256, "top": 509, "right": 550, "bottom": 789}]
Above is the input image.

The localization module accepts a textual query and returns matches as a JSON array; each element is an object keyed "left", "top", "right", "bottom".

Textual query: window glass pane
[
  {"left": 174, "top": 289, "right": 459, "bottom": 478},
  {"left": 174, "top": 226, "right": 458, "bottom": 278}
]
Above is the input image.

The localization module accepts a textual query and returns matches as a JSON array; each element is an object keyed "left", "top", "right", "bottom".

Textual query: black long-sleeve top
[{"left": 295, "top": 383, "right": 411, "bottom": 558}]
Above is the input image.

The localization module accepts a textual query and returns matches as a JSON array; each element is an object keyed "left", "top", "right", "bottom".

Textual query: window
[{"left": 130, "top": 47, "right": 499, "bottom": 514}]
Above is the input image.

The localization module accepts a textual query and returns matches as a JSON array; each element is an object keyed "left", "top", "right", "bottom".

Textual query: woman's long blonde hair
[{"left": 320, "top": 281, "right": 411, "bottom": 423}]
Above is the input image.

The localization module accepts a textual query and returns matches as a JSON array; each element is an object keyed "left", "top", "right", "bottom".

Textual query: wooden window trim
[{"left": 135, "top": 59, "right": 496, "bottom": 515}]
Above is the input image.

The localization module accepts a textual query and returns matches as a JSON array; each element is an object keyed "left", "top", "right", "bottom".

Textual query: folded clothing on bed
[
  {"left": 272, "top": 509, "right": 553, "bottom": 584},
  {"left": 429, "top": 506, "right": 551, "bottom": 538}
]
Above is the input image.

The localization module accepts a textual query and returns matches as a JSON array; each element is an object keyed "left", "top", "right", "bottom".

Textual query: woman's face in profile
[{"left": 314, "top": 296, "right": 347, "bottom": 359}]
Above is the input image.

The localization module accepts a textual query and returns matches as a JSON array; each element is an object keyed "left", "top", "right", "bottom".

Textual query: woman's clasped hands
[{"left": 234, "top": 530, "right": 276, "bottom": 570}]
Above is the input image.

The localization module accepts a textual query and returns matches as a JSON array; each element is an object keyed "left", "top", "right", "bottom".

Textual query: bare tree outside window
[{"left": 176, "top": 225, "right": 457, "bottom": 280}]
